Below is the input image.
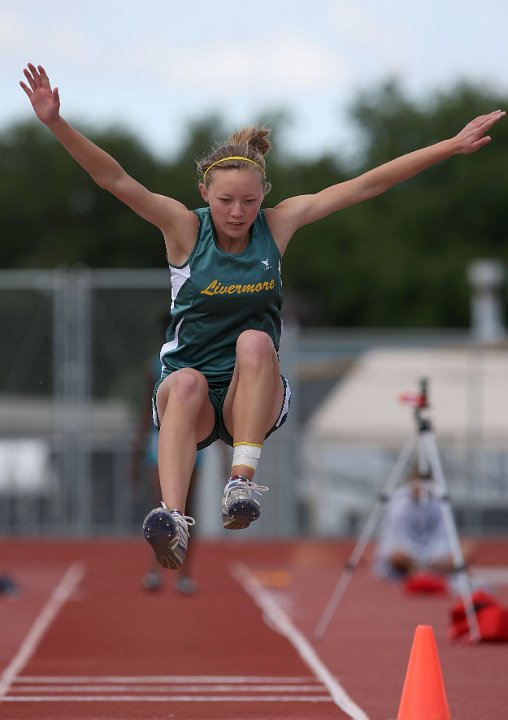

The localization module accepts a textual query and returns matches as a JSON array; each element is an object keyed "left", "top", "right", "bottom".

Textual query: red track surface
[{"left": 1, "top": 537, "right": 507, "bottom": 720}]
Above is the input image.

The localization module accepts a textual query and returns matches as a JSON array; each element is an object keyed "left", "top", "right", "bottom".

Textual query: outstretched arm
[
  {"left": 268, "top": 110, "right": 505, "bottom": 251},
  {"left": 19, "top": 63, "right": 193, "bottom": 243}
]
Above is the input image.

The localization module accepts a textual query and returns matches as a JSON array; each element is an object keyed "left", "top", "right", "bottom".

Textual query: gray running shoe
[
  {"left": 221, "top": 475, "right": 269, "bottom": 530},
  {"left": 143, "top": 504, "right": 195, "bottom": 570}
]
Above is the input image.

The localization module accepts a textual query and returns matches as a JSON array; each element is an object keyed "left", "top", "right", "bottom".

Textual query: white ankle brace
[{"left": 232, "top": 442, "right": 263, "bottom": 471}]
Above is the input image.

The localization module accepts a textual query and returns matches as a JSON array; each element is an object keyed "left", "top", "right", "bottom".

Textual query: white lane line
[
  {"left": 0, "top": 563, "right": 85, "bottom": 701},
  {"left": 3, "top": 695, "right": 333, "bottom": 703},
  {"left": 8, "top": 674, "right": 340, "bottom": 704},
  {"left": 15, "top": 675, "right": 314, "bottom": 683},
  {"left": 9, "top": 675, "right": 330, "bottom": 703},
  {"left": 231, "top": 562, "right": 370, "bottom": 720},
  {"left": 12, "top": 683, "right": 326, "bottom": 693}
]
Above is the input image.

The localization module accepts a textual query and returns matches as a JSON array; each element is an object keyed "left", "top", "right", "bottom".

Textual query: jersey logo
[
  {"left": 261, "top": 259, "right": 271, "bottom": 271},
  {"left": 200, "top": 278, "right": 276, "bottom": 296}
]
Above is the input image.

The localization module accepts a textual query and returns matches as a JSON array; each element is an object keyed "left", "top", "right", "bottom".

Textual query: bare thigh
[
  {"left": 222, "top": 348, "right": 285, "bottom": 438},
  {"left": 156, "top": 369, "right": 216, "bottom": 445}
]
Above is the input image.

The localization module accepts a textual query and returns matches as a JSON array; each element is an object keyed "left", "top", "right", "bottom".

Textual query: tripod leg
[
  {"left": 420, "top": 430, "right": 481, "bottom": 642},
  {"left": 313, "top": 432, "right": 418, "bottom": 642}
]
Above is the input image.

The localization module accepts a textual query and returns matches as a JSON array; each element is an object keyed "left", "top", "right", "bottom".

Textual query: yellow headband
[{"left": 203, "top": 155, "right": 265, "bottom": 181}]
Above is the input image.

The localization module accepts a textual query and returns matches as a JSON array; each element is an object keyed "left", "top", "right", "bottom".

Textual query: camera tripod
[{"left": 313, "top": 378, "right": 480, "bottom": 643}]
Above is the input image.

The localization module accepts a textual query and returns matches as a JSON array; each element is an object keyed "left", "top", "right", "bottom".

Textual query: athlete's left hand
[{"left": 453, "top": 110, "right": 505, "bottom": 154}]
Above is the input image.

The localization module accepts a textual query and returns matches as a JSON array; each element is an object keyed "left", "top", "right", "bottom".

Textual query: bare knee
[
  {"left": 236, "top": 330, "right": 275, "bottom": 370},
  {"left": 157, "top": 369, "right": 208, "bottom": 418}
]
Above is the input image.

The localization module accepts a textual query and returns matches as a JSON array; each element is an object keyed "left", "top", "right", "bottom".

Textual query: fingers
[
  {"left": 487, "top": 109, "right": 505, "bottom": 127},
  {"left": 459, "top": 110, "right": 504, "bottom": 145},
  {"left": 473, "top": 136, "right": 492, "bottom": 150},
  {"left": 37, "top": 64, "right": 52, "bottom": 90},
  {"left": 464, "top": 136, "right": 492, "bottom": 155},
  {"left": 19, "top": 80, "right": 32, "bottom": 98},
  {"left": 476, "top": 110, "right": 505, "bottom": 131},
  {"left": 21, "top": 62, "right": 52, "bottom": 92},
  {"left": 22, "top": 65, "right": 38, "bottom": 92}
]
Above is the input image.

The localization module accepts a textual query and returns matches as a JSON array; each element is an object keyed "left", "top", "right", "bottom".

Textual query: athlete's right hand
[{"left": 20, "top": 63, "right": 60, "bottom": 125}]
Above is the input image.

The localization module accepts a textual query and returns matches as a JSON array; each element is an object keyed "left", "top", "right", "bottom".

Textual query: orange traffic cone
[{"left": 396, "top": 625, "right": 451, "bottom": 720}]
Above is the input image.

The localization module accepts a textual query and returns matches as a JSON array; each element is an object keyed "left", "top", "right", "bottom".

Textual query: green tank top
[{"left": 160, "top": 207, "right": 283, "bottom": 386}]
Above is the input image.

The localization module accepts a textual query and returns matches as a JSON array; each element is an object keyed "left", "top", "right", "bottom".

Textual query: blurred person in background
[
  {"left": 374, "top": 468, "right": 474, "bottom": 586},
  {"left": 20, "top": 62, "right": 504, "bottom": 573}
]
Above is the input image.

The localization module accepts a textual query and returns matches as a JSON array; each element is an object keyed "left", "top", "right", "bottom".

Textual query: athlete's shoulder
[
  {"left": 192, "top": 207, "right": 211, "bottom": 221},
  {"left": 254, "top": 209, "right": 281, "bottom": 257},
  {"left": 254, "top": 208, "right": 273, "bottom": 233},
  {"left": 192, "top": 207, "right": 214, "bottom": 238}
]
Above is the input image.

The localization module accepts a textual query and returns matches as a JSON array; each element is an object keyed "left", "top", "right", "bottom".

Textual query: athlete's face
[{"left": 199, "top": 169, "right": 264, "bottom": 246}]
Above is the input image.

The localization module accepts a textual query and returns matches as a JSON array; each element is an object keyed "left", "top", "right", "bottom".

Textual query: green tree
[{"left": 336, "top": 81, "right": 508, "bottom": 326}]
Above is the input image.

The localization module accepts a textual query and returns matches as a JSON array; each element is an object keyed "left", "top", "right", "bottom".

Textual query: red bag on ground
[
  {"left": 449, "top": 590, "right": 508, "bottom": 641},
  {"left": 404, "top": 572, "right": 448, "bottom": 595}
]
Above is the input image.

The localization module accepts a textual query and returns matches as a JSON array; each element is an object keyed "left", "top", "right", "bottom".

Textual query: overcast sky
[{"left": 3, "top": 0, "right": 507, "bottom": 160}]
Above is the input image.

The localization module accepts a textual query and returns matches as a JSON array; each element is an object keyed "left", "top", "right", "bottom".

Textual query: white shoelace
[
  {"left": 224, "top": 478, "right": 269, "bottom": 503},
  {"left": 160, "top": 502, "right": 196, "bottom": 528}
]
